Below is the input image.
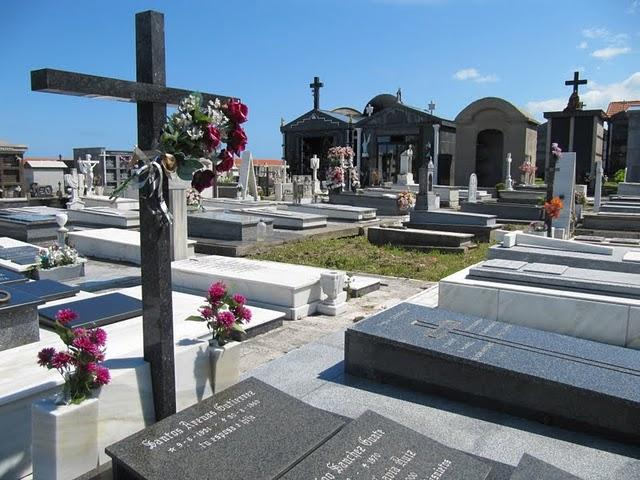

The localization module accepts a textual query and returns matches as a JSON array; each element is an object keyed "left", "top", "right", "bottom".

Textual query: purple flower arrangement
[
  {"left": 188, "top": 281, "right": 252, "bottom": 346},
  {"left": 37, "top": 309, "right": 110, "bottom": 404}
]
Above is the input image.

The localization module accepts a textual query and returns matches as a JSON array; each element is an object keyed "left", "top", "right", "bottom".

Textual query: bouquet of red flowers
[{"left": 37, "top": 309, "right": 110, "bottom": 404}]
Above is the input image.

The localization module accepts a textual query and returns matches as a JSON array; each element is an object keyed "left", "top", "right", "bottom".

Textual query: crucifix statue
[
  {"left": 78, "top": 154, "right": 99, "bottom": 195},
  {"left": 31, "top": 10, "right": 235, "bottom": 421},
  {"left": 310, "top": 76, "right": 323, "bottom": 110},
  {"left": 564, "top": 71, "right": 587, "bottom": 112}
]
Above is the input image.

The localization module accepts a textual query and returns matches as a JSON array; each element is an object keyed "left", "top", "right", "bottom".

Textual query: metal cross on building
[
  {"left": 428, "top": 100, "right": 436, "bottom": 115},
  {"left": 310, "top": 76, "right": 323, "bottom": 110},
  {"left": 31, "top": 10, "right": 236, "bottom": 421},
  {"left": 565, "top": 71, "right": 587, "bottom": 95}
]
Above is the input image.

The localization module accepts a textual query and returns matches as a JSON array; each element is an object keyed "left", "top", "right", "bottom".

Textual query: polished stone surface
[
  {"left": 0, "top": 284, "right": 42, "bottom": 351},
  {"left": 282, "top": 410, "right": 492, "bottom": 480},
  {"left": 509, "top": 454, "right": 581, "bottom": 479},
  {"left": 106, "top": 378, "right": 345, "bottom": 480},
  {"left": 39, "top": 292, "right": 143, "bottom": 328},
  {"left": 345, "top": 302, "right": 640, "bottom": 442},
  {"left": 187, "top": 212, "right": 274, "bottom": 240},
  {"left": 13, "top": 280, "right": 79, "bottom": 303},
  {"left": 0, "top": 267, "right": 26, "bottom": 286}
]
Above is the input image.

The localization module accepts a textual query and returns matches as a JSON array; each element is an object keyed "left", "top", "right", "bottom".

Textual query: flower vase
[
  {"left": 208, "top": 340, "right": 241, "bottom": 394},
  {"left": 32, "top": 396, "right": 99, "bottom": 480},
  {"left": 317, "top": 271, "right": 347, "bottom": 316}
]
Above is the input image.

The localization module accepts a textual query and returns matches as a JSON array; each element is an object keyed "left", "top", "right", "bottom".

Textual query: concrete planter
[
  {"left": 208, "top": 341, "right": 241, "bottom": 394},
  {"left": 35, "top": 260, "right": 86, "bottom": 281},
  {"left": 32, "top": 396, "right": 99, "bottom": 480}
]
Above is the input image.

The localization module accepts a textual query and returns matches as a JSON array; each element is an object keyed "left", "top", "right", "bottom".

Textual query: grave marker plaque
[
  {"left": 39, "top": 292, "right": 142, "bottom": 328},
  {"left": 106, "top": 378, "right": 345, "bottom": 480},
  {"left": 281, "top": 410, "right": 492, "bottom": 480},
  {"left": 0, "top": 267, "right": 26, "bottom": 285}
]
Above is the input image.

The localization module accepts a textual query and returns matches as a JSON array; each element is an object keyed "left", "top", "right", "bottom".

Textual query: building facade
[{"left": 0, "top": 139, "right": 28, "bottom": 198}]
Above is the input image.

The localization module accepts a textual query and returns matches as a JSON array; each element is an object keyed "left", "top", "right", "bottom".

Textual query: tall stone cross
[
  {"left": 565, "top": 71, "right": 587, "bottom": 95},
  {"left": 310, "top": 76, "right": 323, "bottom": 110},
  {"left": 31, "top": 10, "right": 235, "bottom": 421}
]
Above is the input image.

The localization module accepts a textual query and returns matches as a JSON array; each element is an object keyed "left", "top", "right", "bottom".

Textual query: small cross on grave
[
  {"left": 565, "top": 71, "right": 587, "bottom": 95},
  {"left": 413, "top": 319, "right": 462, "bottom": 339},
  {"left": 309, "top": 76, "right": 323, "bottom": 110},
  {"left": 32, "top": 10, "right": 237, "bottom": 421}
]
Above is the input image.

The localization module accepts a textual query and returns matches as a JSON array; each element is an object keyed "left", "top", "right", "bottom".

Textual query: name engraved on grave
[
  {"left": 281, "top": 411, "right": 491, "bottom": 480},
  {"left": 187, "top": 257, "right": 264, "bottom": 273}
]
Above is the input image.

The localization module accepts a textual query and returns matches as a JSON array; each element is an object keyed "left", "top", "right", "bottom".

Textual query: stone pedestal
[{"left": 396, "top": 172, "right": 415, "bottom": 186}]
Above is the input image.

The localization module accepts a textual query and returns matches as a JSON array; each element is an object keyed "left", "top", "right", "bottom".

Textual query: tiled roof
[
  {"left": 606, "top": 100, "right": 640, "bottom": 117},
  {"left": 233, "top": 158, "right": 284, "bottom": 167}
]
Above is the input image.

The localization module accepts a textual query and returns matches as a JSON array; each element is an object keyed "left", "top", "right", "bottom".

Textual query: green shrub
[{"left": 614, "top": 169, "right": 626, "bottom": 183}]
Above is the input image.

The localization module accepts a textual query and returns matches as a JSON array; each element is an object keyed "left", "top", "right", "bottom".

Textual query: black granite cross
[
  {"left": 309, "top": 76, "right": 323, "bottom": 110},
  {"left": 31, "top": 10, "right": 236, "bottom": 421},
  {"left": 565, "top": 71, "right": 587, "bottom": 95}
]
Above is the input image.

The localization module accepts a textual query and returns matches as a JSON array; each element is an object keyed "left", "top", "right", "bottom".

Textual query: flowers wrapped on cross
[{"left": 111, "top": 93, "right": 248, "bottom": 224}]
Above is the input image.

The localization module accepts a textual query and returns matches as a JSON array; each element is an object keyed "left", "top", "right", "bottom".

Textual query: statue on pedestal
[
  {"left": 78, "top": 154, "right": 100, "bottom": 196},
  {"left": 310, "top": 154, "right": 320, "bottom": 194},
  {"left": 397, "top": 144, "right": 415, "bottom": 186}
]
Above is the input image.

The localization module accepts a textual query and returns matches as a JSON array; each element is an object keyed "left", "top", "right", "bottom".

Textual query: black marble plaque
[
  {"left": 345, "top": 302, "right": 640, "bottom": 443},
  {"left": 282, "top": 410, "right": 492, "bottom": 480},
  {"left": 509, "top": 454, "right": 581, "bottom": 479},
  {"left": 14, "top": 279, "right": 79, "bottom": 303},
  {"left": 105, "top": 377, "right": 346, "bottom": 480},
  {"left": 0, "top": 267, "right": 26, "bottom": 285},
  {"left": 39, "top": 292, "right": 142, "bottom": 328}
]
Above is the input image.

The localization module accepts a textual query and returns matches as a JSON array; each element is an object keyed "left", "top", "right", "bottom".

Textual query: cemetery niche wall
[{"left": 454, "top": 97, "right": 539, "bottom": 187}]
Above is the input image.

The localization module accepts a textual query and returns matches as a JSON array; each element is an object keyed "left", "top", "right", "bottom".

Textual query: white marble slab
[
  {"left": 68, "top": 228, "right": 195, "bottom": 265},
  {"left": 439, "top": 266, "right": 640, "bottom": 349},
  {"left": 287, "top": 203, "right": 377, "bottom": 221},
  {"left": 172, "top": 255, "right": 335, "bottom": 319},
  {"left": 513, "top": 232, "right": 613, "bottom": 256},
  {"left": 82, "top": 195, "right": 139, "bottom": 211},
  {"left": 0, "top": 237, "right": 40, "bottom": 272},
  {"left": 233, "top": 207, "right": 327, "bottom": 229},
  {"left": 67, "top": 207, "right": 140, "bottom": 228},
  {"left": 0, "top": 286, "right": 285, "bottom": 478}
]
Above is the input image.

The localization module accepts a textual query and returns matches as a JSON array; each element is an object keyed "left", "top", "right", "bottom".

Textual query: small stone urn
[
  {"left": 317, "top": 271, "right": 347, "bottom": 316},
  {"left": 55, "top": 213, "right": 69, "bottom": 247}
]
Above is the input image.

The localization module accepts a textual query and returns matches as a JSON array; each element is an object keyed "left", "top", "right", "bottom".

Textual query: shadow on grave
[{"left": 316, "top": 362, "right": 640, "bottom": 460}]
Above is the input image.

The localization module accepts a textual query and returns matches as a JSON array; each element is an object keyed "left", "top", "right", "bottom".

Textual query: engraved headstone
[
  {"left": 468, "top": 173, "right": 478, "bottom": 203},
  {"left": 282, "top": 410, "right": 492, "bottom": 480},
  {"left": 63, "top": 168, "right": 85, "bottom": 210},
  {"left": 238, "top": 151, "right": 259, "bottom": 201},
  {"left": 551, "top": 152, "right": 577, "bottom": 239},
  {"left": 594, "top": 158, "right": 603, "bottom": 212},
  {"left": 106, "top": 378, "right": 345, "bottom": 480}
]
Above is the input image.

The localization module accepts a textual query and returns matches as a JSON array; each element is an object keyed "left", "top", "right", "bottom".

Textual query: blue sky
[{"left": 1, "top": 0, "right": 638, "bottom": 158}]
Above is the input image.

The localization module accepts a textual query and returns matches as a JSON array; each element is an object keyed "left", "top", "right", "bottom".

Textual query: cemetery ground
[{"left": 251, "top": 234, "right": 490, "bottom": 282}]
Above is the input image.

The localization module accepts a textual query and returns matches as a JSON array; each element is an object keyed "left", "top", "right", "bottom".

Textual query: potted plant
[
  {"left": 187, "top": 281, "right": 252, "bottom": 394},
  {"left": 186, "top": 187, "right": 203, "bottom": 213},
  {"left": 574, "top": 191, "right": 586, "bottom": 220},
  {"left": 32, "top": 309, "right": 110, "bottom": 480},
  {"left": 35, "top": 244, "right": 87, "bottom": 281}
]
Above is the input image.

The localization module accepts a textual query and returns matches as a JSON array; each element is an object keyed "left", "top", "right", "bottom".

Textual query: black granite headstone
[
  {"left": 14, "top": 279, "right": 79, "bottom": 303},
  {"left": 510, "top": 454, "right": 582, "bottom": 479},
  {"left": 282, "top": 410, "right": 492, "bottom": 480},
  {"left": 106, "top": 377, "right": 346, "bottom": 480},
  {"left": 39, "top": 292, "right": 142, "bottom": 328},
  {"left": 345, "top": 302, "right": 640, "bottom": 443},
  {"left": 0, "top": 267, "right": 26, "bottom": 286}
]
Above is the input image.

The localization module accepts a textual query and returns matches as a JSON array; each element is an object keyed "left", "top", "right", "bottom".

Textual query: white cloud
[
  {"left": 582, "top": 27, "right": 609, "bottom": 39},
  {"left": 526, "top": 72, "right": 640, "bottom": 119},
  {"left": 453, "top": 68, "right": 498, "bottom": 83},
  {"left": 577, "top": 41, "right": 588, "bottom": 49},
  {"left": 628, "top": 0, "right": 640, "bottom": 13},
  {"left": 591, "top": 46, "right": 631, "bottom": 59}
]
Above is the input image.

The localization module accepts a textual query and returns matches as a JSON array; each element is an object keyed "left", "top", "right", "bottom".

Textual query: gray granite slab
[
  {"left": 510, "top": 454, "right": 582, "bottom": 479},
  {"left": 522, "top": 263, "right": 569, "bottom": 275},
  {"left": 39, "top": 292, "right": 142, "bottom": 329},
  {"left": 281, "top": 410, "right": 492, "bottom": 480},
  {"left": 345, "top": 302, "right": 640, "bottom": 442},
  {"left": 482, "top": 259, "right": 527, "bottom": 270},
  {"left": 188, "top": 212, "right": 274, "bottom": 240},
  {"left": 0, "top": 267, "right": 26, "bottom": 286},
  {"left": 106, "top": 377, "right": 346, "bottom": 480},
  {"left": 470, "top": 261, "right": 640, "bottom": 298},
  {"left": 0, "top": 284, "right": 43, "bottom": 351}
]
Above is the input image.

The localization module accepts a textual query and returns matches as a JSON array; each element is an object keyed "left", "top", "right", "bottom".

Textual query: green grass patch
[{"left": 250, "top": 235, "right": 490, "bottom": 282}]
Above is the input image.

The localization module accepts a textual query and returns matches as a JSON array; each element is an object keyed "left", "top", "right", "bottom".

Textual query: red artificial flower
[
  {"left": 200, "top": 306, "right": 214, "bottom": 320},
  {"left": 51, "top": 351, "right": 72, "bottom": 369},
  {"left": 232, "top": 293, "right": 246, "bottom": 305},
  {"left": 227, "top": 126, "right": 248, "bottom": 155},
  {"left": 238, "top": 306, "right": 252, "bottom": 322},
  {"left": 208, "top": 281, "right": 226, "bottom": 302},
  {"left": 216, "top": 149, "right": 235, "bottom": 173},
  {"left": 226, "top": 99, "right": 249, "bottom": 124},
  {"left": 191, "top": 169, "right": 215, "bottom": 193},
  {"left": 55, "top": 308, "right": 78, "bottom": 325},
  {"left": 37, "top": 347, "right": 56, "bottom": 367},
  {"left": 544, "top": 197, "right": 564, "bottom": 220},
  {"left": 216, "top": 311, "right": 236, "bottom": 328},
  {"left": 94, "top": 365, "right": 111, "bottom": 386},
  {"left": 205, "top": 124, "right": 221, "bottom": 152}
]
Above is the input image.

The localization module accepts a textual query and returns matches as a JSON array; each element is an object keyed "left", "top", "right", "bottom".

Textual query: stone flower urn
[
  {"left": 320, "top": 271, "right": 345, "bottom": 302},
  {"left": 208, "top": 340, "right": 241, "bottom": 395},
  {"left": 55, "top": 212, "right": 68, "bottom": 228}
]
